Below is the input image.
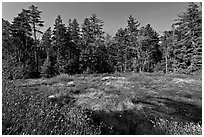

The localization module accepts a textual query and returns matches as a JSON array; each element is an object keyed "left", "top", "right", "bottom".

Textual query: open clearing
[{"left": 2, "top": 73, "right": 202, "bottom": 135}]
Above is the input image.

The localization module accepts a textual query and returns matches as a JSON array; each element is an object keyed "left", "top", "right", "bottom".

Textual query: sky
[{"left": 2, "top": 2, "right": 189, "bottom": 36}]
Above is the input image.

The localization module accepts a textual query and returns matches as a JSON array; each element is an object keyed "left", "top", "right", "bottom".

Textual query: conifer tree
[
  {"left": 174, "top": 2, "right": 202, "bottom": 73},
  {"left": 28, "top": 5, "right": 44, "bottom": 75},
  {"left": 67, "top": 19, "right": 81, "bottom": 73},
  {"left": 9, "top": 9, "right": 35, "bottom": 78},
  {"left": 40, "top": 27, "right": 55, "bottom": 77},
  {"left": 80, "top": 14, "right": 106, "bottom": 73},
  {"left": 126, "top": 15, "right": 140, "bottom": 72},
  {"left": 52, "top": 15, "right": 69, "bottom": 74}
]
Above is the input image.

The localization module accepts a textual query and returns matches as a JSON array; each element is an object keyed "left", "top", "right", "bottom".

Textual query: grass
[
  {"left": 2, "top": 72, "right": 202, "bottom": 135},
  {"left": 2, "top": 81, "right": 101, "bottom": 135},
  {"left": 44, "top": 74, "right": 74, "bottom": 85}
]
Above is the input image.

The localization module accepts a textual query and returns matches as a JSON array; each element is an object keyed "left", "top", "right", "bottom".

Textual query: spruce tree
[
  {"left": 28, "top": 5, "right": 44, "bottom": 75},
  {"left": 40, "top": 27, "right": 55, "bottom": 77},
  {"left": 80, "top": 14, "right": 105, "bottom": 73},
  {"left": 9, "top": 9, "right": 35, "bottom": 79},
  {"left": 174, "top": 2, "right": 202, "bottom": 73},
  {"left": 52, "top": 15, "right": 70, "bottom": 74},
  {"left": 67, "top": 19, "right": 81, "bottom": 74},
  {"left": 113, "top": 28, "right": 128, "bottom": 72},
  {"left": 126, "top": 15, "right": 140, "bottom": 72}
]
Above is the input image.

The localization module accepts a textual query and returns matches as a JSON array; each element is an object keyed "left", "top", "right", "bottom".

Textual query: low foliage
[
  {"left": 154, "top": 118, "right": 202, "bottom": 135},
  {"left": 45, "top": 74, "right": 74, "bottom": 85},
  {"left": 2, "top": 81, "right": 101, "bottom": 135},
  {"left": 2, "top": 72, "right": 202, "bottom": 135}
]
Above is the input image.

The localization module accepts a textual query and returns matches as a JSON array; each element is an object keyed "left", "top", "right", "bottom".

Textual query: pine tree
[
  {"left": 41, "top": 27, "right": 52, "bottom": 60},
  {"left": 80, "top": 14, "right": 106, "bottom": 73},
  {"left": 137, "top": 24, "right": 161, "bottom": 72},
  {"left": 174, "top": 2, "right": 202, "bottom": 73},
  {"left": 68, "top": 19, "right": 80, "bottom": 44},
  {"left": 126, "top": 15, "right": 140, "bottom": 72},
  {"left": 113, "top": 28, "right": 128, "bottom": 72},
  {"left": 52, "top": 15, "right": 70, "bottom": 74},
  {"left": 10, "top": 9, "right": 32, "bottom": 63},
  {"left": 112, "top": 15, "right": 141, "bottom": 72},
  {"left": 40, "top": 27, "right": 55, "bottom": 77},
  {"left": 160, "top": 30, "right": 175, "bottom": 73},
  {"left": 2, "top": 19, "right": 12, "bottom": 57},
  {"left": 28, "top": 5, "right": 44, "bottom": 75},
  {"left": 9, "top": 9, "right": 35, "bottom": 79},
  {"left": 2, "top": 18, "right": 14, "bottom": 79},
  {"left": 67, "top": 19, "right": 81, "bottom": 74}
]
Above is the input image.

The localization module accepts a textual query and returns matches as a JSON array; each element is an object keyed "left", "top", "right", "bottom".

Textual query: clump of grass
[
  {"left": 166, "top": 73, "right": 190, "bottom": 79},
  {"left": 127, "top": 73, "right": 153, "bottom": 84},
  {"left": 154, "top": 118, "right": 202, "bottom": 135},
  {"left": 45, "top": 74, "right": 74, "bottom": 85}
]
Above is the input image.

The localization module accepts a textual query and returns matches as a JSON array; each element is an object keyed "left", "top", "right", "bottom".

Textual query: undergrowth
[
  {"left": 2, "top": 81, "right": 101, "bottom": 135},
  {"left": 2, "top": 72, "right": 202, "bottom": 135},
  {"left": 154, "top": 118, "right": 202, "bottom": 135}
]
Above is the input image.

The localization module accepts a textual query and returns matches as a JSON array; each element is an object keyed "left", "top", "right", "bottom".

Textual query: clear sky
[{"left": 2, "top": 2, "right": 189, "bottom": 36}]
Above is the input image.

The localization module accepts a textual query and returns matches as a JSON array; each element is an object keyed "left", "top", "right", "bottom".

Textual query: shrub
[
  {"left": 41, "top": 58, "right": 54, "bottom": 78},
  {"left": 2, "top": 81, "right": 101, "bottom": 135},
  {"left": 155, "top": 118, "right": 202, "bottom": 135},
  {"left": 46, "top": 74, "right": 74, "bottom": 85}
]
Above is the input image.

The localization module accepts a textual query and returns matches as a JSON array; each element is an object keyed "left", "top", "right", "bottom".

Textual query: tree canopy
[{"left": 2, "top": 2, "right": 202, "bottom": 79}]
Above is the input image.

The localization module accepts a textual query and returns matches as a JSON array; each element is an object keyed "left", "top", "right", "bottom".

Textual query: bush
[
  {"left": 155, "top": 118, "right": 202, "bottom": 135},
  {"left": 41, "top": 58, "right": 55, "bottom": 78},
  {"left": 153, "top": 62, "right": 165, "bottom": 73},
  {"left": 46, "top": 74, "right": 74, "bottom": 85},
  {"left": 2, "top": 81, "right": 101, "bottom": 135},
  {"left": 2, "top": 55, "right": 38, "bottom": 80}
]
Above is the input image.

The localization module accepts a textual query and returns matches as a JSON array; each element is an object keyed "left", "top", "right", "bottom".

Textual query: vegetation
[
  {"left": 2, "top": 2, "right": 202, "bottom": 135},
  {"left": 2, "top": 72, "right": 202, "bottom": 135},
  {"left": 2, "top": 3, "right": 202, "bottom": 79}
]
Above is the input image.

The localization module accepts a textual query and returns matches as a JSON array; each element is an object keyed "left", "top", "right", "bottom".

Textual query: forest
[
  {"left": 2, "top": 2, "right": 202, "bottom": 135},
  {"left": 2, "top": 2, "right": 202, "bottom": 80}
]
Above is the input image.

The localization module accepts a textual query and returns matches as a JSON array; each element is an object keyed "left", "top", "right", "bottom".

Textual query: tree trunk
[
  {"left": 165, "top": 50, "right": 168, "bottom": 73},
  {"left": 123, "top": 45, "right": 127, "bottom": 73},
  {"left": 33, "top": 23, "right": 38, "bottom": 74}
]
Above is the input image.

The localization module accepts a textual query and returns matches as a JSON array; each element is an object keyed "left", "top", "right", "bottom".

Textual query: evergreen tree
[
  {"left": 10, "top": 9, "right": 32, "bottom": 63},
  {"left": 2, "top": 19, "right": 13, "bottom": 57},
  {"left": 80, "top": 14, "right": 106, "bottom": 73},
  {"left": 113, "top": 15, "right": 141, "bottom": 72},
  {"left": 68, "top": 19, "right": 80, "bottom": 44},
  {"left": 52, "top": 15, "right": 70, "bottom": 74},
  {"left": 113, "top": 28, "right": 129, "bottom": 72},
  {"left": 136, "top": 24, "right": 161, "bottom": 72},
  {"left": 41, "top": 27, "right": 52, "bottom": 60},
  {"left": 28, "top": 5, "right": 44, "bottom": 75},
  {"left": 40, "top": 27, "right": 55, "bottom": 77},
  {"left": 126, "top": 15, "right": 140, "bottom": 72},
  {"left": 67, "top": 19, "right": 81, "bottom": 74},
  {"left": 9, "top": 9, "right": 35, "bottom": 79},
  {"left": 159, "top": 30, "right": 175, "bottom": 73},
  {"left": 174, "top": 2, "right": 202, "bottom": 73},
  {"left": 2, "top": 18, "right": 14, "bottom": 79}
]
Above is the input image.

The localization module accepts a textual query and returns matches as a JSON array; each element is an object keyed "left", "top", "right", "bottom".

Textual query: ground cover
[{"left": 2, "top": 72, "right": 202, "bottom": 135}]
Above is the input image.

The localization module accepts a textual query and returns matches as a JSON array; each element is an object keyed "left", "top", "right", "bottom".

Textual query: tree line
[{"left": 2, "top": 2, "right": 202, "bottom": 79}]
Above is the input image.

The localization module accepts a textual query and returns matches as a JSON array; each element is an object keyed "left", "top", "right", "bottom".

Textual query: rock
[
  {"left": 48, "top": 95, "right": 55, "bottom": 98},
  {"left": 101, "top": 76, "right": 115, "bottom": 81},
  {"left": 101, "top": 76, "right": 126, "bottom": 81},
  {"left": 67, "top": 81, "right": 75, "bottom": 87},
  {"left": 70, "top": 88, "right": 81, "bottom": 94},
  {"left": 53, "top": 83, "right": 64, "bottom": 87},
  {"left": 172, "top": 78, "right": 195, "bottom": 84},
  {"left": 86, "top": 88, "right": 101, "bottom": 92}
]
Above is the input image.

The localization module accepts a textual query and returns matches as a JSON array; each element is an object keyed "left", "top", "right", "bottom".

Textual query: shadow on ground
[{"left": 87, "top": 95, "right": 202, "bottom": 135}]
